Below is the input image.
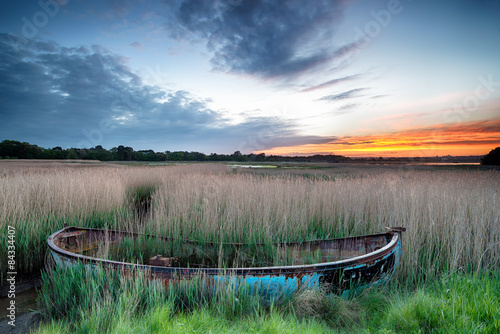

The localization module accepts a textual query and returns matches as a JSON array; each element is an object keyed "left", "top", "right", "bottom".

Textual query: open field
[{"left": 1, "top": 161, "right": 499, "bottom": 332}]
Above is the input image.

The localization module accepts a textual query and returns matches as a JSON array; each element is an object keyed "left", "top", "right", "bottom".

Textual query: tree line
[{"left": 0, "top": 140, "right": 349, "bottom": 163}]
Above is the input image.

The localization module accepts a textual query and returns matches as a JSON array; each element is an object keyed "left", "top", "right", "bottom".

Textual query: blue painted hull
[{"left": 48, "top": 226, "right": 404, "bottom": 297}]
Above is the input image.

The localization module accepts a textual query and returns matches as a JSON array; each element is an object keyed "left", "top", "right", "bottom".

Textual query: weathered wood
[{"left": 149, "top": 255, "right": 178, "bottom": 267}]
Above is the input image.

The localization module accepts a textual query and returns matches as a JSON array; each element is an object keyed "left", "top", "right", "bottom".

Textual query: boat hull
[{"left": 48, "top": 226, "right": 404, "bottom": 297}]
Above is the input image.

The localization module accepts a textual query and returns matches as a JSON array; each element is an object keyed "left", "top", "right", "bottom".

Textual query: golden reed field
[{"left": 1, "top": 160, "right": 499, "bottom": 285}]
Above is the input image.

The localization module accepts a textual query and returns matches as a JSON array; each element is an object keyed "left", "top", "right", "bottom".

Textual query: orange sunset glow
[{"left": 258, "top": 120, "right": 500, "bottom": 157}]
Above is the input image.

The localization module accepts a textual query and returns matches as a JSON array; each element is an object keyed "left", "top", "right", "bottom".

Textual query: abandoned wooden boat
[{"left": 48, "top": 226, "right": 405, "bottom": 296}]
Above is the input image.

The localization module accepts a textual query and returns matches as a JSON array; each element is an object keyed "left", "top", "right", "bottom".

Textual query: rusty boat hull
[{"left": 48, "top": 226, "right": 405, "bottom": 297}]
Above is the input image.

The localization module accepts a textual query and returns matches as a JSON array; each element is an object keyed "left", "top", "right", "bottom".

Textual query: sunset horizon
[
  {"left": 257, "top": 119, "right": 500, "bottom": 158},
  {"left": 1, "top": 1, "right": 499, "bottom": 157}
]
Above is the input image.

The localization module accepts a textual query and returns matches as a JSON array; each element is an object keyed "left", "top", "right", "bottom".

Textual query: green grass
[
  {"left": 383, "top": 271, "right": 500, "bottom": 333},
  {"left": 36, "top": 264, "right": 500, "bottom": 333},
  {"left": 126, "top": 183, "right": 157, "bottom": 220},
  {"left": 37, "top": 306, "right": 337, "bottom": 334}
]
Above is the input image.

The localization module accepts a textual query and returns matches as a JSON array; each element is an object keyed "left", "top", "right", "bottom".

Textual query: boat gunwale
[{"left": 47, "top": 226, "right": 400, "bottom": 274}]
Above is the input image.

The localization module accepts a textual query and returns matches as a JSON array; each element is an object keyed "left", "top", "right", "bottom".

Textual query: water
[
  {"left": 0, "top": 287, "right": 40, "bottom": 320},
  {"left": 408, "top": 162, "right": 480, "bottom": 166},
  {"left": 229, "top": 165, "right": 277, "bottom": 168}
]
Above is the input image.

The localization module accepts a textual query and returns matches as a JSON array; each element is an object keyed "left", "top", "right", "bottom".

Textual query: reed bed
[
  {"left": 1, "top": 161, "right": 499, "bottom": 287},
  {"left": 150, "top": 168, "right": 500, "bottom": 283},
  {"left": 0, "top": 162, "right": 228, "bottom": 277},
  {"left": 1, "top": 161, "right": 497, "bottom": 333}
]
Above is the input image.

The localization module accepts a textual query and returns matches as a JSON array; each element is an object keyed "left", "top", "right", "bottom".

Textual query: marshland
[{"left": 1, "top": 160, "right": 499, "bottom": 333}]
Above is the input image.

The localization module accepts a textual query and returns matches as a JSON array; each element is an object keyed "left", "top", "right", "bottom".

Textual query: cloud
[
  {"left": 130, "top": 41, "right": 143, "bottom": 50},
  {"left": 327, "top": 103, "right": 358, "bottom": 116},
  {"left": 0, "top": 34, "right": 331, "bottom": 153},
  {"left": 300, "top": 74, "right": 360, "bottom": 92},
  {"left": 318, "top": 88, "right": 367, "bottom": 102},
  {"left": 164, "top": 0, "right": 354, "bottom": 78},
  {"left": 339, "top": 103, "right": 358, "bottom": 110},
  {"left": 228, "top": 116, "right": 337, "bottom": 152}
]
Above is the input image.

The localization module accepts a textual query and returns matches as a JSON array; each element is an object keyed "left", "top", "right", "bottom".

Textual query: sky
[{"left": 1, "top": 0, "right": 499, "bottom": 157}]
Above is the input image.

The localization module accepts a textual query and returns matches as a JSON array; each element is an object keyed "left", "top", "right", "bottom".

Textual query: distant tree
[
  {"left": 1, "top": 139, "right": 349, "bottom": 162},
  {"left": 0, "top": 140, "right": 21, "bottom": 157},
  {"left": 231, "top": 150, "right": 248, "bottom": 161},
  {"left": 0, "top": 140, "right": 42, "bottom": 158},
  {"left": 481, "top": 147, "right": 500, "bottom": 166},
  {"left": 66, "top": 149, "right": 79, "bottom": 160},
  {"left": 116, "top": 145, "right": 134, "bottom": 160},
  {"left": 208, "top": 153, "right": 221, "bottom": 161},
  {"left": 189, "top": 151, "right": 206, "bottom": 161},
  {"left": 169, "top": 152, "right": 184, "bottom": 161},
  {"left": 94, "top": 146, "right": 113, "bottom": 161},
  {"left": 48, "top": 147, "right": 67, "bottom": 159},
  {"left": 255, "top": 153, "right": 266, "bottom": 162}
]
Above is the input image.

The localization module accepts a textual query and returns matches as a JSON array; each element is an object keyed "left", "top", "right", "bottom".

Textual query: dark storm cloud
[
  {"left": 0, "top": 34, "right": 332, "bottom": 153},
  {"left": 165, "top": 0, "right": 354, "bottom": 78},
  {"left": 318, "top": 88, "right": 367, "bottom": 102}
]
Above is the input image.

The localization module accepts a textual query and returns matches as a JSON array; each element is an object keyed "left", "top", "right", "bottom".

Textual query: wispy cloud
[
  {"left": 318, "top": 88, "right": 367, "bottom": 102},
  {"left": 300, "top": 74, "right": 360, "bottom": 93},
  {"left": 329, "top": 103, "right": 359, "bottom": 116}
]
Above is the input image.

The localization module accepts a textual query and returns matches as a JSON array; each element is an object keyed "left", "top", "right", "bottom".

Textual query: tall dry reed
[
  {"left": 150, "top": 168, "right": 500, "bottom": 283},
  {"left": 1, "top": 161, "right": 498, "bottom": 285},
  {"left": 0, "top": 162, "right": 229, "bottom": 276}
]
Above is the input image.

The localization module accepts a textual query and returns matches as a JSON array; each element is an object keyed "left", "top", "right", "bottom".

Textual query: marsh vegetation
[{"left": 0, "top": 161, "right": 499, "bottom": 332}]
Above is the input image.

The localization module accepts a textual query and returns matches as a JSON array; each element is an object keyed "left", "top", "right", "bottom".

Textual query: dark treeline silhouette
[
  {"left": 0, "top": 140, "right": 348, "bottom": 163},
  {"left": 481, "top": 147, "right": 500, "bottom": 166}
]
